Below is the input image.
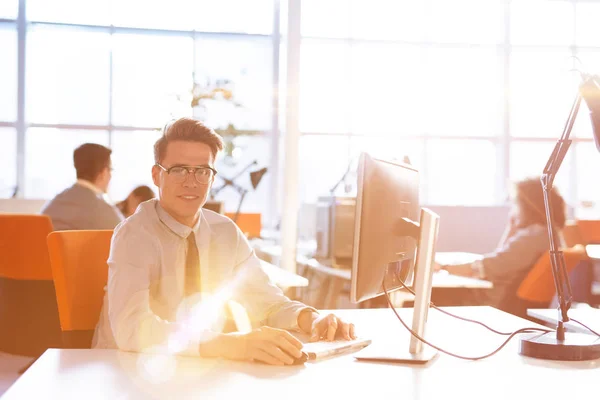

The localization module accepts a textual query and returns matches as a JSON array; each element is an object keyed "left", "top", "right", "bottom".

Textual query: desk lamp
[
  {"left": 519, "top": 74, "right": 600, "bottom": 361},
  {"left": 211, "top": 160, "right": 267, "bottom": 223}
]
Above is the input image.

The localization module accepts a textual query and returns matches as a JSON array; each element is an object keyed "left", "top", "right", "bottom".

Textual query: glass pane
[
  {"left": 211, "top": 136, "right": 272, "bottom": 214},
  {"left": 194, "top": 0, "right": 273, "bottom": 34},
  {"left": 425, "top": 48, "right": 503, "bottom": 136},
  {"left": 427, "top": 139, "right": 497, "bottom": 205},
  {"left": 302, "top": 0, "right": 350, "bottom": 38},
  {"left": 511, "top": 0, "right": 574, "bottom": 46},
  {"left": 194, "top": 36, "right": 272, "bottom": 132},
  {"left": 298, "top": 135, "right": 350, "bottom": 203},
  {"left": 510, "top": 49, "right": 576, "bottom": 138},
  {"left": 575, "top": 2, "right": 600, "bottom": 46},
  {"left": 574, "top": 142, "right": 600, "bottom": 218},
  {"left": 573, "top": 50, "right": 600, "bottom": 139},
  {"left": 25, "top": 128, "right": 109, "bottom": 199},
  {"left": 509, "top": 141, "right": 571, "bottom": 200},
  {"left": 112, "top": 0, "right": 194, "bottom": 30},
  {"left": 27, "top": 0, "right": 110, "bottom": 25},
  {"left": 300, "top": 40, "right": 351, "bottom": 133},
  {"left": 350, "top": 0, "right": 426, "bottom": 41},
  {"left": 27, "top": 26, "right": 110, "bottom": 125},
  {"left": 349, "top": 44, "right": 424, "bottom": 136},
  {"left": 0, "top": 128, "right": 17, "bottom": 198},
  {"left": 0, "top": 0, "right": 17, "bottom": 19},
  {"left": 109, "top": 130, "right": 162, "bottom": 201},
  {"left": 350, "top": 136, "right": 424, "bottom": 200},
  {"left": 0, "top": 26, "right": 17, "bottom": 122},
  {"left": 112, "top": 33, "right": 193, "bottom": 128},
  {"left": 429, "top": 0, "right": 504, "bottom": 44}
]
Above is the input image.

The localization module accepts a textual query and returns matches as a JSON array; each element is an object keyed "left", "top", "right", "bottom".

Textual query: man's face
[
  {"left": 152, "top": 141, "right": 215, "bottom": 227},
  {"left": 96, "top": 162, "right": 112, "bottom": 193}
]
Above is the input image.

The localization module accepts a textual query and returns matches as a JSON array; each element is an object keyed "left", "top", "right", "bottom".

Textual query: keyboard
[{"left": 301, "top": 338, "right": 372, "bottom": 361}]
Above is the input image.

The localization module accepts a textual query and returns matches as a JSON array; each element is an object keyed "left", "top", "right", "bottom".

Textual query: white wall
[
  {"left": 427, "top": 205, "right": 510, "bottom": 254},
  {"left": 0, "top": 199, "right": 47, "bottom": 214},
  {"left": 297, "top": 203, "right": 511, "bottom": 255}
]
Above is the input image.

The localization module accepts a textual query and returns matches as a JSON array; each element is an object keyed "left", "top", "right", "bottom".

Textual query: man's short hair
[
  {"left": 73, "top": 143, "right": 112, "bottom": 182},
  {"left": 154, "top": 118, "right": 224, "bottom": 164}
]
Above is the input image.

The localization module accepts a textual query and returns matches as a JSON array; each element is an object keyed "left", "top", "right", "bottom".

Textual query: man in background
[{"left": 42, "top": 143, "right": 124, "bottom": 230}]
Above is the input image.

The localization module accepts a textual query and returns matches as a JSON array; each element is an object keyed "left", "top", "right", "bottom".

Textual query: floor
[{"left": 0, "top": 352, "right": 34, "bottom": 397}]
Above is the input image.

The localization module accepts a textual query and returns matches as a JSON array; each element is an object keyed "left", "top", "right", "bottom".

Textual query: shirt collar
[
  {"left": 154, "top": 200, "right": 209, "bottom": 244},
  {"left": 77, "top": 179, "right": 104, "bottom": 196}
]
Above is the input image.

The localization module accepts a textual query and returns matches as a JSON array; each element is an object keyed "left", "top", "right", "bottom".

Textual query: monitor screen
[{"left": 351, "top": 153, "right": 419, "bottom": 303}]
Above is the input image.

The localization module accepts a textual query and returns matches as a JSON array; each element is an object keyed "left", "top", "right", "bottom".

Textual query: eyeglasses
[{"left": 156, "top": 163, "right": 217, "bottom": 185}]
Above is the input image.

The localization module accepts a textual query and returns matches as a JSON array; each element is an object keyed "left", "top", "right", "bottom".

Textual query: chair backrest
[
  {"left": 0, "top": 214, "right": 62, "bottom": 356},
  {"left": 576, "top": 220, "right": 600, "bottom": 244},
  {"left": 517, "top": 245, "right": 589, "bottom": 303},
  {"left": 0, "top": 214, "right": 53, "bottom": 280},
  {"left": 225, "top": 212, "right": 261, "bottom": 238},
  {"left": 47, "top": 230, "right": 112, "bottom": 345}
]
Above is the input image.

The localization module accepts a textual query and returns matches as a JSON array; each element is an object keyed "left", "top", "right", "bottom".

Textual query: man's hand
[
  {"left": 222, "top": 327, "right": 304, "bottom": 366},
  {"left": 299, "top": 310, "right": 356, "bottom": 342}
]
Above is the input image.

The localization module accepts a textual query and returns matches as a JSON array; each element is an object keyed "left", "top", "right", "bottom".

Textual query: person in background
[
  {"left": 436, "top": 177, "right": 567, "bottom": 314},
  {"left": 42, "top": 143, "right": 124, "bottom": 230},
  {"left": 116, "top": 185, "right": 156, "bottom": 218},
  {"left": 93, "top": 118, "right": 356, "bottom": 365}
]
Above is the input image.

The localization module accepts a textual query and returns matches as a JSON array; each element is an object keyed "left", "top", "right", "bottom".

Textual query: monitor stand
[{"left": 355, "top": 208, "right": 440, "bottom": 364}]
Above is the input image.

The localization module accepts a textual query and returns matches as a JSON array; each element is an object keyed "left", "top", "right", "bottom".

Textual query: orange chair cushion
[
  {"left": 517, "top": 245, "right": 589, "bottom": 303},
  {"left": 576, "top": 220, "right": 600, "bottom": 244},
  {"left": 47, "top": 230, "right": 113, "bottom": 331},
  {"left": 225, "top": 213, "right": 261, "bottom": 238},
  {"left": 0, "top": 214, "right": 53, "bottom": 280}
]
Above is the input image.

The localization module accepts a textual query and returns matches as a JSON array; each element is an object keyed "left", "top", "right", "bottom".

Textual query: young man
[
  {"left": 42, "top": 143, "right": 123, "bottom": 230},
  {"left": 93, "top": 118, "right": 355, "bottom": 365}
]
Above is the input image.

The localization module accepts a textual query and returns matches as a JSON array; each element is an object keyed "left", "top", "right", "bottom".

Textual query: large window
[
  {"left": 3, "top": 1, "right": 600, "bottom": 220},
  {"left": 0, "top": 128, "right": 17, "bottom": 197},
  {"left": 0, "top": 26, "right": 17, "bottom": 123},
  {"left": 298, "top": 0, "right": 599, "bottom": 214},
  {"left": 2, "top": 0, "right": 276, "bottom": 209}
]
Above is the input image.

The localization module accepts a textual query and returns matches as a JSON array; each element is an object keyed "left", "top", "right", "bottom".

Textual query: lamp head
[{"left": 250, "top": 167, "right": 268, "bottom": 189}]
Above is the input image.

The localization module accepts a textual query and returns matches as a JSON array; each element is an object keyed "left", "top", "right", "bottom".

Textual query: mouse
[{"left": 291, "top": 351, "right": 309, "bottom": 365}]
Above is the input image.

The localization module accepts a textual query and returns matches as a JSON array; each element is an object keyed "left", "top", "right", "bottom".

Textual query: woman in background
[
  {"left": 117, "top": 185, "right": 155, "bottom": 218},
  {"left": 437, "top": 177, "right": 567, "bottom": 314}
]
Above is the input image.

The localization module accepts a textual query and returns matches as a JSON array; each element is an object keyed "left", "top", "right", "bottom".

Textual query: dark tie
[{"left": 185, "top": 232, "right": 201, "bottom": 297}]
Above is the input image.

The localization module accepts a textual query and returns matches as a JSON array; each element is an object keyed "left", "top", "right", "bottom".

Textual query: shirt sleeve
[
  {"left": 106, "top": 223, "right": 204, "bottom": 356},
  {"left": 229, "top": 229, "right": 316, "bottom": 331},
  {"left": 480, "top": 226, "right": 549, "bottom": 284}
]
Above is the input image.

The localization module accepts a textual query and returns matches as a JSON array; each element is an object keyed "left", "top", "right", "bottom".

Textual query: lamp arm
[{"left": 540, "top": 91, "right": 582, "bottom": 336}]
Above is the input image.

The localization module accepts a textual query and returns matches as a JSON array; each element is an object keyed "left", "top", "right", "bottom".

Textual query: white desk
[
  {"left": 527, "top": 308, "right": 600, "bottom": 334},
  {"left": 4, "top": 307, "right": 597, "bottom": 400},
  {"left": 253, "top": 243, "right": 492, "bottom": 308},
  {"left": 260, "top": 260, "right": 308, "bottom": 288}
]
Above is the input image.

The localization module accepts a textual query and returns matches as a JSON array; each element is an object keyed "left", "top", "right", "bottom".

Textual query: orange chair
[
  {"left": 47, "top": 230, "right": 113, "bottom": 348},
  {"left": 225, "top": 212, "right": 261, "bottom": 238},
  {"left": 576, "top": 220, "right": 600, "bottom": 245},
  {"left": 0, "top": 214, "right": 62, "bottom": 356},
  {"left": 517, "top": 245, "right": 589, "bottom": 304}
]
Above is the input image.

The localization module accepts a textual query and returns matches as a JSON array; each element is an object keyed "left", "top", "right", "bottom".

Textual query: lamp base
[{"left": 519, "top": 331, "right": 600, "bottom": 361}]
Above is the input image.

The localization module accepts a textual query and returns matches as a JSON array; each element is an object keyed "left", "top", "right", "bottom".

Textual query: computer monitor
[
  {"left": 351, "top": 152, "right": 440, "bottom": 363},
  {"left": 350, "top": 153, "right": 419, "bottom": 303}
]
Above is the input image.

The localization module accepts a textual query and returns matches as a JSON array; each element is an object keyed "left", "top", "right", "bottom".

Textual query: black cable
[
  {"left": 394, "top": 271, "right": 550, "bottom": 336},
  {"left": 569, "top": 317, "right": 600, "bottom": 337},
  {"left": 382, "top": 280, "right": 554, "bottom": 361}
]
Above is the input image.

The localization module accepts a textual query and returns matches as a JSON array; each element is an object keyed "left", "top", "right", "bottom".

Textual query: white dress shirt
[{"left": 92, "top": 199, "right": 311, "bottom": 356}]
